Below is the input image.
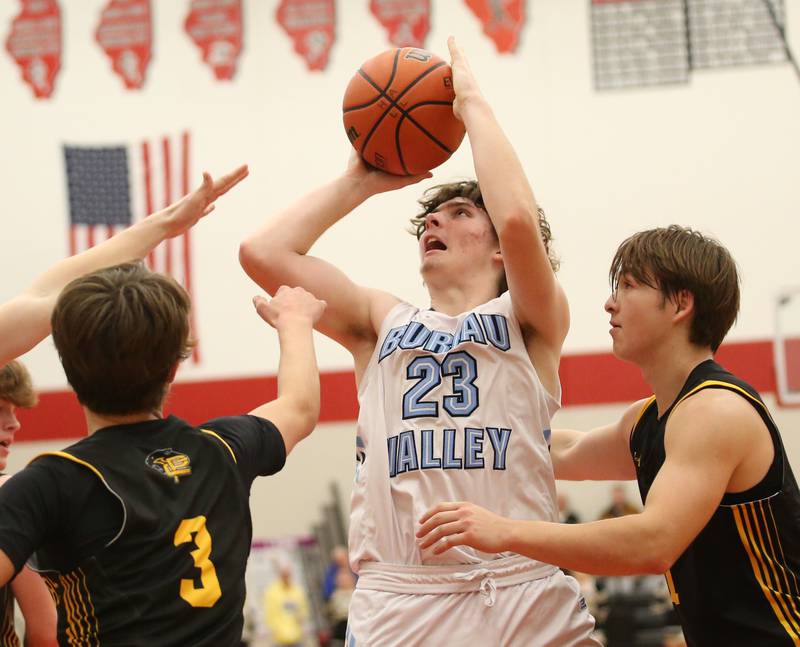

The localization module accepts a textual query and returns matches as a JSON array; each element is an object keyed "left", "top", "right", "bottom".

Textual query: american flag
[{"left": 63, "top": 132, "right": 200, "bottom": 363}]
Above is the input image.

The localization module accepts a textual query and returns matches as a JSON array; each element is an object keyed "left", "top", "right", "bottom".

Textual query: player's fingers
[
  {"left": 202, "top": 204, "right": 216, "bottom": 216},
  {"left": 417, "top": 510, "right": 462, "bottom": 539},
  {"left": 213, "top": 164, "right": 249, "bottom": 197},
  {"left": 200, "top": 171, "right": 214, "bottom": 194},
  {"left": 252, "top": 294, "right": 269, "bottom": 313},
  {"left": 418, "top": 520, "right": 463, "bottom": 550},
  {"left": 447, "top": 36, "right": 459, "bottom": 61},
  {"left": 418, "top": 520, "right": 462, "bottom": 549},
  {"left": 433, "top": 533, "right": 467, "bottom": 555},
  {"left": 418, "top": 501, "right": 460, "bottom": 526},
  {"left": 252, "top": 295, "right": 277, "bottom": 323}
]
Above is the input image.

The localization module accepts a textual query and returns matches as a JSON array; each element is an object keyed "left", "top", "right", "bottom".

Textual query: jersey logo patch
[{"left": 145, "top": 448, "right": 192, "bottom": 483}]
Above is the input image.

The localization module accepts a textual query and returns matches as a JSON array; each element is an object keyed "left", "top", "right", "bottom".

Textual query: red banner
[
  {"left": 464, "top": 0, "right": 525, "bottom": 54},
  {"left": 5, "top": 0, "right": 62, "bottom": 99},
  {"left": 275, "top": 0, "right": 335, "bottom": 72},
  {"left": 95, "top": 0, "right": 152, "bottom": 89},
  {"left": 184, "top": 0, "right": 243, "bottom": 80},
  {"left": 369, "top": 0, "right": 430, "bottom": 48}
]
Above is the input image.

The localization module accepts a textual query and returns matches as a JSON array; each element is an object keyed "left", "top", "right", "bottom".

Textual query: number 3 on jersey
[
  {"left": 174, "top": 515, "right": 222, "bottom": 607},
  {"left": 403, "top": 351, "right": 479, "bottom": 418}
]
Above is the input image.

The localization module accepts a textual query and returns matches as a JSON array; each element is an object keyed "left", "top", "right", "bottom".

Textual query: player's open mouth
[
  {"left": 0, "top": 441, "right": 9, "bottom": 448},
  {"left": 424, "top": 238, "right": 447, "bottom": 252}
]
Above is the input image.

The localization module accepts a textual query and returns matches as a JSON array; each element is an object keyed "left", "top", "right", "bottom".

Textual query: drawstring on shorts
[{"left": 455, "top": 568, "right": 497, "bottom": 607}]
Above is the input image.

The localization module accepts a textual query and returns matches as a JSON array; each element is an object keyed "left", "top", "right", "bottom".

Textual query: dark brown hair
[
  {"left": 609, "top": 225, "right": 740, "bottom": 352},
  {"left": 409, "top": 180, "right": 560, "bottom": 295},
  {"left": 51, "top": 262, "right": 194, "bottom": 415},
  {"left": 0, "top": 360, "right": 37, "bottom": 408}
]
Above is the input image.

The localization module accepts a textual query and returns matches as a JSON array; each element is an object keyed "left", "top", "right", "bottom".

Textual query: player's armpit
[{"left": 550, "top": 399, "right": 646, "bottom": 481}]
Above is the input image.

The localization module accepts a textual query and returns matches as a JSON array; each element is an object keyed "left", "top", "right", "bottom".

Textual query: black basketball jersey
[
  {"left": 0, "top": 585, "right": 19, "bottom": 647},
  {"left": 0, "top": 471, "right": 19, "bottom": 647},
  {"left": 29, "top": 417, "right": 254, "bottom": 646},
  {"left": 631, "top": 359, "right": 800, "bottom": 646}
]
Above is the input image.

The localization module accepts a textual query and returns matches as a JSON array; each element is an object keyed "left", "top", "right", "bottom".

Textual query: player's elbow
[
  {"left": 496, "top": 207, "right": 537, "bottom": 241},
  {"left": 290, "top": 392, "right": 321, "bottom": 440},
  {"left": 638, "top": 527, "right": 681, "bottom": 574},
  {"left": 639, "top": 552, "right": 674, "bottom": 576},
  {"left": 239, "top": 237, "right": 284, "bottom": 292}
]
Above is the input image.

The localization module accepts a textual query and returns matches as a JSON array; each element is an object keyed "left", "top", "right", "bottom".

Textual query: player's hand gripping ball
[{"left": 343, "top": 48, "right": 466, "bottom": 176}]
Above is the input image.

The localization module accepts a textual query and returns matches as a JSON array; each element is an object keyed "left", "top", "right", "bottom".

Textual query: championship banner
[
  {"left": 95, "top": 0, "right": 152, "bottom": 90},
  {"left": 185, "top": 0, "right": 243, "bottom": 80},
  {"left": 63, "top": 132, "right": 202, "bottom": 363},
  {"left": 369, "top": 0, "right": 430, "bottom": 48},
  {"left": 275, "top": 0, "right": 335, "bottom": 72},
  {"left": 5, "top": 0, "right": 62, "bottom": 99},
  {"left": 463, "top": 0, "right": 525, "bottom": 54}
]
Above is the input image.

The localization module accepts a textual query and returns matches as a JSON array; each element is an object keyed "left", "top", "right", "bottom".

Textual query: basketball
[{"left": 342, "top": 48, "right": 466, "bottom": 176}]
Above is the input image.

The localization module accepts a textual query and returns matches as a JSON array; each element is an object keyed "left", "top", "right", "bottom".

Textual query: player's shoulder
[
  {"left": 673, "top": 385, "right": 756, "bottom": 420},
  {"left": 623, "top": 397, "right": 656, "bottom": 429},
  {"left": 668, "top": 387, "right": 764, "bottom": 447}
]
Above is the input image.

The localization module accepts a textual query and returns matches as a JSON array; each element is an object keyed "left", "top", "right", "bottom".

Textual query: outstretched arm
[
  {"left": 549, "top": 399, "right": 646, "bottom": 481},
  {"left": 239, "top": 153, "right": 428, "bottom": 360},
  {"left": 0, "top": 165, "right": 248, "bottom": 366},
  {"left": 248, "top": 286, "right": 326, "bottom": 454},
  {"left": 448, "top": 37, "right": 568, "bottom": 357},
  {"left": 418, "top": 390, "right": 760, "bottom": 575}
]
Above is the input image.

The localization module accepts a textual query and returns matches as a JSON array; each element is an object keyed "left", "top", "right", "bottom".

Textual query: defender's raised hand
[
  {"left": 252, "top": 286, "right": 327, "bottom": 331},
  {"left": 155, "top": 164, "right": 249, "bottom": 239}
]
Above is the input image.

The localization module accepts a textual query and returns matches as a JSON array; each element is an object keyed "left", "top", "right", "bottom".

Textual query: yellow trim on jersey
[
  {"left": 31, "top": 451, "right": 109, "bottom": 485},
  {"left": 671, "top": 379, "right": 770, "bottom": 418},
  {"left": 0, "top": 586, "right": 20, "bottom": 647},
  {"left": 633, "top": 396, "right": 657, "bottom": 429},
  {"left": 733, "top": 501, "right": 800, "bottom": 644},
  {"left": 200, "top": 429, "right": 238, "bottom": 464},
  {"left": 79, "top": 568, "right": 99, "bottom": 639},
  {"left": 767, "top": 500, "right": 800, "bottom": 599},
  {"left": 60, "top": 568, "right": 99, "bottom": 646},
  {"left": 755, "top": 499, "right": 800, "bottom": 627}
]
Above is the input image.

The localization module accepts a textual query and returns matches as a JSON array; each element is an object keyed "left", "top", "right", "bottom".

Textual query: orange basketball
[{"left": 342, "top": 48, "right": 466, "bottom": 176}]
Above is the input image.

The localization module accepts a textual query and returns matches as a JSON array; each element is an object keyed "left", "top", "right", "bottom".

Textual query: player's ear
[{"left": 672, "top": 289, "right": 694, "bottom": 322}]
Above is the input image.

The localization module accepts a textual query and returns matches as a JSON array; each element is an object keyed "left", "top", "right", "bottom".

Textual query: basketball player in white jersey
[{"left": 240, "top": 38, "right": 597, "bottom": 646}]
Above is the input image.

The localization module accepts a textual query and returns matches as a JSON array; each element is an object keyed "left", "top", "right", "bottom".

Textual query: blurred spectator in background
[
  {"left": 327, "top": 567, "right": 355, "bottom": 646},
  {"left": 598, "top": 484, "right": 640, "bottom": 520},
  {"left": 321, "top": 545, "right": 350, "bottom": 602},
  {"left": 264, "top": 563, "right": 309, "bottom": 647},
  {"left": 557, "top": 492, "right": 581, "bottom": 524}
]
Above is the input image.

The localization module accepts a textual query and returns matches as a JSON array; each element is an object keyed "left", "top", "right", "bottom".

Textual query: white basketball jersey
[{"left": 349, "top": 291, "right": 560, "bottom": 570}]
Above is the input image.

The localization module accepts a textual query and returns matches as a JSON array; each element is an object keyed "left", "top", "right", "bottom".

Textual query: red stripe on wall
[{"left": 15, "top": 341, "right": 777, "bottom": 442}]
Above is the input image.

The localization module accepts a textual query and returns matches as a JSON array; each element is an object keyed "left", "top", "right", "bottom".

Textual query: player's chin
[{"left": 610, "top": 339, "right": 637, "bottom": 364}]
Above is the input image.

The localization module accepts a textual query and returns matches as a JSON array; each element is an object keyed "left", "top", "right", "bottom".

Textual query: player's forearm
[
  {"left": 549, "top": 429, "right": 584, "bottom": 480},
  {"left": 27, "top": 214, "right": 170, "bottom": 299},
  {"left": 244, "top": 174, "right": 372, "bottom": 258},
  {"left": 12, "top": 568, "right": 57, "bottom": 646},
  {"left": 274, "top": 318, "right": 321, "bottom": 437},
  {"left": 0, "top": 216, "right": 172, "bottom": 364},
  {"left": 459, "top": 98, "right": 539, "bottom": 235},
  {"left": 506, "top": 514, "right": 673, "bottom": 576}
]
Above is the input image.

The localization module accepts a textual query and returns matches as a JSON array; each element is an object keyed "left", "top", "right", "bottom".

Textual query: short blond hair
[{"left": 0, "top": 360, "right": 37, "bottom": 408}]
